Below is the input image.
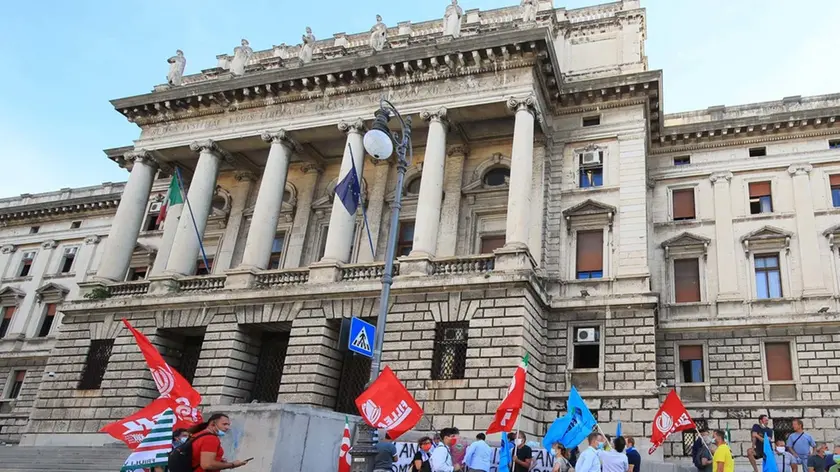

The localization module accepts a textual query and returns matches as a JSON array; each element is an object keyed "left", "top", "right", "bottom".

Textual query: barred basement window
[
  {"left": 251, "top": 331, "right": 290, "bottom": 403},
  {"left": 335, "top": 350, "right": 371, "bottom": 415},
  {"left": 682, "top": 418, "right": 708, "bottom": 456},
  {"left": 773, "top": 418, "right": 795, "bottom": 442},
  {"left": 78, "top": 339, "right": 114, "bottom": 390},
  {"left": 432, "top": 322, "right": 468, "bottom": 380},
  {"left": 177, "top": 335, "right": 204, "bottom": 384}
]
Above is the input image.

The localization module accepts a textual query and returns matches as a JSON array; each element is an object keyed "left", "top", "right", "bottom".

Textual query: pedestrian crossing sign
[{"left": 348, "top": 317, "right": 375, "bottom": 358}]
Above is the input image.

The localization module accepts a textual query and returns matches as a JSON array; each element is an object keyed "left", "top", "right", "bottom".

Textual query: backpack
[{"left": 168, "top": 432, "right": 215, "bottom": 472}]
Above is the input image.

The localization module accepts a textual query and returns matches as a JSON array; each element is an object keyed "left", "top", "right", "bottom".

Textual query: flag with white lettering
[
  {"left": 101, "top": 397, "right": 198, "bottom": 449},
  {"left": 486, "top": 354, "right": 529, "bottom": 434},
  {"left": 648, "top": 389, "right": 696, "bottom": 454},
  {"left": 354, "top": 366, "right": 423, "bottom": 440},
  {"left": 120, "top": 408, "right": 174, "bottom": 471}
]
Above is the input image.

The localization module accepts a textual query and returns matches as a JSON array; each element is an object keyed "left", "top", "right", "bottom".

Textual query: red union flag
[
  {"left": 354, "top": 366, "right": 423, "bottom": 440},
  {"left": 101, "top": 397, "right": 200, "bottom": 449},
  {"left": 338, "top": 416, "right": 352, "bottom": 472},
  {"left": 486, "top": 354, "right": 529, "bottom": 434},
  {"left": 648, "top": 389, "right": 697, "bottom": 454}
]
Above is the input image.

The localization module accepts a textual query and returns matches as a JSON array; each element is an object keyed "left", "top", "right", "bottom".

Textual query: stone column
[
  {"left": 240, "top": 131, "right": 297, "bottom": 270},
  {"left": 283, "top": 164, "right": 321, "bottom": 268},
  {"left": 150, "top": 203, "right": 183, "bottom": 276},
  {"left": 409, "top": 108, "right": 449, "bottom": 258},
  {"left": 96, "top": 151, "right": 158, "bottom": 281},
  {"left": 357, "top": 160, "right": 391, "bottom": 263},
  {"left": 165, "top": 140, "right": 222, "bottom": 276},
  {"left": 215, "top": 172, "right": 256, "bottom": 271},
  {"left": 74, "top": 236, "right": 101, "bottom": 285},
  {"left": 504, "top": 95, "right": 537, "bottom": 250},
  {"left": 710, "top": 172, "right": 740, "bottom": 300},
  {"left": 788, "top": 164, "right": 826, "bottom": 296},
  {"left": 436, "top": 145, "right": 467, "bottom": 257},
  {"left": 321, "top": 119, "right": 365, "bottom": 264}
]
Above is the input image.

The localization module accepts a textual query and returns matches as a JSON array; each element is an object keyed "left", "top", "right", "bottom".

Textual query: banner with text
[{"left": 389, "top": 442, "right": 555, "bottom": 472}]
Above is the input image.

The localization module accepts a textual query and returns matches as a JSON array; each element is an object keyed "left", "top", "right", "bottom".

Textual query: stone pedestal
[
  {"left": 224, "top": 268, "right": 257, "bottom": 290},
  {"left": 397, "top": 256, "right": 433, "bottom": 277},
  {"left": 494, "top": 246, "right": 536, "bottom": 272},
  {"left": 307, "top": 262, "right": 341, "bottom": 284},
  {"left": 148, "top": 275, "right": 181, "bottom": 295}
]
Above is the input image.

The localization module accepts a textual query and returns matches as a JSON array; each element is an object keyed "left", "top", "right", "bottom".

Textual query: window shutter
[
  {"left": 14, "top": 371, "right": 25, "bottom": 382},
  {"left": 765, "top": 342, "right": 793, "bottom": 381},
  {"left": 749, "top": 182, "right": 771, "bottom": 197},
  {"left": 576, "top": 231, "right": 604, "bottom": 272},
  {"left": 46, "top": 304, "right": 57, "bottom": 316},
  {"left": 830, "top": 174, "right": 840, "bottom": 186},
  {"left": 679, "top": 345, "right": 703, "bottom": 361},
  {"left": 672, "top": 189, "right": 696, "bottom": 219},
  {"left": 3, "top": 307, "right": 14, "bottom": 320},
  {"left": 674, "top": 259, "right": 701, "bottom": 303},
  {"left": 480, "top": 236, "right": 506, "bottom": 254}
]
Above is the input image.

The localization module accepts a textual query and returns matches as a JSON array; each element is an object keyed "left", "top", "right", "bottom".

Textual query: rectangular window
[
  {"left": 674, "top": 259, "right": 701, "bottom": 303},
  {"left": 396, "top": 222, "right": 415, "bottom": 258},
  {"left": 829, "top": 139, "right": 840, "bottom": 150},
  {"left": 672, "top": 188, "right": 696, "bottom": 221},
  {"left": 6, "top": 371, "right": 25, "bottom": 399},
  {"left": 144, "top": 202, "right": 163, "bottom": 232},
  {"left": 0, "top": 307, "right": 14, "bottom": 338},
  {"left": 126, "top": 267, "right": 148, "bottom": 281},
  {"left": 432, "top": 322, "right": 468, "bottom": 380},
  {"left": 576, "top": 230, "right": 604, "bottom": 279},
  {"left": 268, "top": 234, "right": 286, "bottom": 270},
  {"left": 579, "top": 150, "right": 604, "bottom": 188},
  {"left": 70, "top": 221, "right": 81, "bottom": 229},
  {"left": 480, "top": 235, "right": 506, "bottom": 254},
  {"left": 18, "top": 252, "right": 35, "bottom": 277},
  {"left": 749, "top": 147, "right": 767, "bottom": 157},
  {"left": 830, "top": 174, "right": 840, "bottom": 208},
  {"left": 572, "top": 326, "right": 600, "bottom": 369},
  {"left": 37, "top": 304, "right": 56, "bottom": 338},
  {"left": 582, "top": 115, "right": 601, "bottom": 127},
  {"left": 673, "top": 155, "right": 691, "bottom": 166},
  {"left": 765, "top": 342, "right": 793, "bottom": 381},
  {"left": 251, "top": 331, "right": 290, "bottom": 403},
  {"left": 679, "top": 345, "right": 704, "bottom": 383},
  {"left": 29, "top": 226, "right": 39, "bottom": 234},
  {"left": 176, "top": 335, "right": 204, "bottom": 384},
  {"left": 59, "top": 247, "right": 77, "bottom": 274},
  {"left": 195, "top": 258, "right": 214, "bottom": 276},
  {"left": 755, "top": 254, "right": 782, "bottom": 299},
  {"left": 749, "top": 181, "right": 773, "bottom": 214},
  {"left": 78, "top": 339, "right": 114, "bottom": 390}
]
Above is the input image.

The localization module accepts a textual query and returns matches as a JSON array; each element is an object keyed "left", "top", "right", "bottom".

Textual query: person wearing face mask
[
  {"left": 576, "top": 433, "right": 604, "bottom": 472},
  {"left": 828, "top": 445, "right": 840, "bottom": 472},
  {"left": 185, "top": 413, "right": 249, "bottom": 472},
  {"left": 808, "top": 443, "right": 830, "bottom": 472},
  {"left": 513, "top": 432, "right": 533, "bottom": 472},
  {"left": 552, "top": 444, "right": 572, "bottom": 472},
  {"left": 625, "top": 437, "right": 641, "bottom": 472},
  {"left": 696, "top": 435, "right": 715, "bottom": 472},
  {"left": 154, "top": 429, "right": 191, "bottom": 472},
  {"left": 413, "top": 437, "right": 433, "bottom": 472},
  {"left": 600, "top": 436, "right": 629, "bottom": 472},
  {"left": 775, "top": 438, "right": 798, "bottom": 472},
  {"left": 430, "top": 427, "right": 461, "bottom": 472},
  {"left": 712, "top": 430, "right": 734, "bottom": 472}
]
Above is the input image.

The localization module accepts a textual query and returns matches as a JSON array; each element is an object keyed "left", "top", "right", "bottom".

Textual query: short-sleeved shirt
[
  {"left": 787, "top": 433, "right": 816, "bottom": 463},
  {"left": 808, "top": 454, "right": 828, "bottom": 472},
  {"left": 514, "top": 445, "right": 533, "bottom": 472},
  {"left": 626, "top": 447, "right": 642, "bottom": 472},
  {"left": 191, "top": 433, "right": 223, "bottom": 472},
  {"left": 776, "top": 451, "right": 797, "bottom": 472},
  {"left": 373, "top": 442, "right": 397, "bottom": 470},
  {"left": 697, "top": 447, "right": 713, "bottom": 472},
  {"left": 713, "top": 444, "right": 735, "bottom": 472},
  {"left": 752, "top": 425, "right": 773, "bottom": 458},
  {"left": 600, "top": 450, "right": 629, "bottom": 472}
]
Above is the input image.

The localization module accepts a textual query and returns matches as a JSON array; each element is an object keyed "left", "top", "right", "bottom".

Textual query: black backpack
[{"left": 168, "top": 432, "right": 215, "bottom": 472}]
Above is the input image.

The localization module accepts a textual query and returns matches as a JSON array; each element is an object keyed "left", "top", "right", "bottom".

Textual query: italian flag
[
  {"left": 486, "top": 354, "right": 529, "bottom": 434},
  {"left": 121, "top": 408, "right": 174, "bottom": 471},
  {"left": 156, "top": 174, "right": 184, "bottom": 226},
  {"left": 339, "top": 416, "right": 352, "bottom": 472}
]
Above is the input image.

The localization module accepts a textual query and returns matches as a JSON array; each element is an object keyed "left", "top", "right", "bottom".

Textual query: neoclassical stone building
[{"left": 3, "top": 0, "right": 839, "bottom": 460}]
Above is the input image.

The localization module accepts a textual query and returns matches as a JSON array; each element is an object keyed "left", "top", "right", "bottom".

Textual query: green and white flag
[{"left": 121, "top": 407, "right": 174, "bottom": 472}]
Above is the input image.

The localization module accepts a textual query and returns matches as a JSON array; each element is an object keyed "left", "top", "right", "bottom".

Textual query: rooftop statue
[
  {"left": 443, "top": 0, "right": 464, "bottom": 38},
  {"left": 521, "top": 0, "right": 538, "bottom": 23},
  {"left": 299, "top": 27, "right": 315, "bottom": 64},
  {"left": 166, "top": 49, "right": 186, "bottom": 86},
  {"left": 230, "top": 39, "right": 253, "bottom": 76},
  {"left": 370, "top": 15, "right": 388, "bottom": 52}
]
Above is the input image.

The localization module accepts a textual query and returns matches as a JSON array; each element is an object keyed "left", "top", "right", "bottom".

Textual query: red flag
[
  {"left": 101, "top": 397, "right": 201, "bottom": 449},
  {"left": 648, "top": 390, "right": 697, "bottom": 454},
  {"left": 338, "top": 416, "right": 352, "bottom": 472},
  {"left": 354, "top": 366, "right": 423, "bottom": 440},
  {"left": 122, "top": 319, "right": 202, "bottom": 413},
  {"left": 486, "top": 354, "right": 529, "bottom": 434}
]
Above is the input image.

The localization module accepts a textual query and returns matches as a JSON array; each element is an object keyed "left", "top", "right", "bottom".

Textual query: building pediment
[
  {"left": 562, "top": 199, "right": 617, "bottom": 218},
  {"left": 35, "top": 283, "right": 69, "bottom": 302},
  {"left": 661, "top": 232, "right": 711, "bottom": 258},
  {"left": 0, "top": 287, "right": 25, "bottom": 305},
  {"left": 741, "top": 225, "right": 792, "bottom": 253}
]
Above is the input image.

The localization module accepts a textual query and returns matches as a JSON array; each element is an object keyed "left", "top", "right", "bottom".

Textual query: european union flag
[
  {"left": 499, "top": 433, "right": 514, "bottom": 470},
  {"left": 542, "top": 386, "right": 598, "bottom": 450},
  {"left": 762, "top": 433, "right": 777, "bottom": 472},
  {"left": 335, "top": 163, "right": 361, "bottom": 215}
]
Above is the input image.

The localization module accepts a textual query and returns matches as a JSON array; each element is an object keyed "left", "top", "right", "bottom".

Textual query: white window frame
[
  {"left": 566, "top": 322, "right": 605, "bottom": 390},
  {"left": 747, "top": 250, "right": 790, "bottom": 301},
  {"left": 575, "top": 147, "right": 607, "bottom": 189},
  {"left": 759, "top": 338, "right": 800, "bottom": 401},
  {"left": 743, "top": 177, "right": 776, "bottom": 216},
  {"left": 1, "top": 369, "right": 26, "bottom": 401},
  {"left": 58, "top": 246, "right": 80, "bottom": 275},
  {"left": 569, "top": 227, "right": 610, "bottom": 281},
  {"left": 17, "top": 251, "right": 37, "bottom": 278},
  {"left": 668, "top": 256, "right": 707, "bottom": 305},
  {"left": 673, "top": 341, "right": 710, "bottom": 402},
  {"left": 668, "top": 184, "right": 699, "bottom": 221}
]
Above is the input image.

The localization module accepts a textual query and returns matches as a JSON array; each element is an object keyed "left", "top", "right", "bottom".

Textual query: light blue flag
[
  {"left": 499, "top": 433, "right": 514, "bottom": 470},
  {"left": 762, "top": 433, "right": 777, "bottom": 472},
  {"left": 542, "top": 386, "right": 598, "bottom": 450},
  {"left": 616, "top": 421, "right": 622, "bottom": 439}
]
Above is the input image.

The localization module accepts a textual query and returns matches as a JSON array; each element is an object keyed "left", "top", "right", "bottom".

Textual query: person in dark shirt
[
  {"left": 808, "top": 443, "right": 829, "bottom": 472},
  {"left": 513, "top": 432, "right": 533, "bottom": 472},
  {"left": 748, "top": 415, "right": 774, "bottom": 472},
  {"left": 626, "top": 437, "right": 642, "bottom": 472},
  {"left": 412, "top": 436, "right": 433, "bottom": 472},
  {"left": 694, "top": 428, "right": 711, "bottom": 471}
]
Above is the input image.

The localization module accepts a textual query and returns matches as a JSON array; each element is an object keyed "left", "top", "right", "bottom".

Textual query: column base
[
  {"left": 494, "top": 246, "right": 536, "bottom": 272},
  {"left": 148, "top": 275, "right": 181, "bottom": 295},
  {"left": 398, "top": 255, "right": 433, "bottom": 277},
  {"left": 224, "top": 267, "right": 258, "bottom": 289},
  {"left": 308, "top": 261, "right": 341, "bottom": 284}
]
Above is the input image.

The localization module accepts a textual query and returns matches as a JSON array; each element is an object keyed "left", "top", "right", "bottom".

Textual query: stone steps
[{"left": 0, "top": 446, "right": 130, "bottom": 471}]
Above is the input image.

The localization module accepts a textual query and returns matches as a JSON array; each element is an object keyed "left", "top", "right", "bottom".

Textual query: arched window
[
  {"left": 483, "top": 167, "right": 510, "bottom": 187},
  {"left": 406, "top": 176, "right": 422, "bottom": 194},
  {"left": 283, "top": 190, "right": 292, "bottom": 203}
]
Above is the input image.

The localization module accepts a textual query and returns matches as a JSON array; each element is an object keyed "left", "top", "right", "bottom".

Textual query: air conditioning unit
[
  {"left": 575, "top": 327, "right": 598, "bottom": 343},
  {"left": 64, "top": 247, "right": 78, "bottom": 256},
  {"left": 581, "top": 151, "right": 602, "bottom": 166},
  {"left": 22, "top": 251, "right": 36, "bottom": 261},
  {"left": 149, "top": 202, "right": 163, "bottom": 213}
]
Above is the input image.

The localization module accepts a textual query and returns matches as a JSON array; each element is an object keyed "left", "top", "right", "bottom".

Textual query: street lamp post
[{"left": 349, "top": 99, "right": 412, "bottom": 472}]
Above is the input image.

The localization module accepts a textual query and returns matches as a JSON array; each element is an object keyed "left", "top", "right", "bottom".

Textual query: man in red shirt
[{"left": 189, "top": 413, "right": 249, "bottom": 471}]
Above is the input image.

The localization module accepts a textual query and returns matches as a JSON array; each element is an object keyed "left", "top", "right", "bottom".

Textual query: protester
[
  {"left": 829, "top": 445, "right": 840, "bottom": 472},
  {"left": 552, "top": 444, "right": 573, "bottom": 472},
  {"left": 187, "top": 413, "right": 249, "bottom": 472},
  {"left": 373, "top": 430, "right": 398, "bottom": 472},
  {"left": 775, "top": 438, "right": 799, "bottom": 472},
  {"left": 576, "top": 433, "right": 604, "bottom": 472},
  {"left": 626, "top": 437, "right": 641, "bottom": 472},
  {"left": 712, "top": 429, "right": 734, "bottom": 472},
  {"left": 601, "top": 436, "right": 630, "bottom": 472},
  {"left": 430, "top": 427, "right": 461, "bottom": 472},
  {"left": 464, "top": 433, "right": 493, "bottom": 472},
  {"left": 513, "top": 432, "right": 533, "bottom": 472},
  {"left": 694, "top": 430, "right": 714, "bottom": 472},
  {"left": 412, "top": 437, "right": 433, "bottom": 472},
  {"left": 749, "top": 415, "right": 774, "bottom": 472},
  {"left": 154, "top": 429, "right": 191, "bottom": 472},
  {"left": 569, "top": 445, "right": 580, "bottom": 467},
  {"left": 787, "top": 420, "right": 816, "bottom": 466},
  {"left": 807, "top": 443, "right": 829, "bottom": 472}
]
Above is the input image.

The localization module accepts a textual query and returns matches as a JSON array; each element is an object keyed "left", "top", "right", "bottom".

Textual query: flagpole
[
  {"left": 174, "top": 168, "right": 211, "bottom": 273},
  {"left": 347, "top": 144, "right": 376, "bottom": 258}
]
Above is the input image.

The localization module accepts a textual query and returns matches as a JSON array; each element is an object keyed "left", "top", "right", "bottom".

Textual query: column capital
[
  {"left": 447, "top": 144, "right": 470, "bottom": 157},
  {"left": 84, "top": 235, "right": 101, "bottom": 245},
  {"left": 338, "top": 118, "right": 366, "bottom": 135},
  {"left": 189, "top": 139, "right": 221, "bottom": 155},
  {"left": 234, "top": 171, "right": 258, "bottom": 182},
  {"left": 300, "top": 162, "right": 324, "bottom": 174},
  {"left": 41, "top": 240, "right": 57, "bottom": 250},
  {"left": 420, "top": 107, "right": 449, "bottom": 126},
  {"left": 709, "top": 171, "right": 733, "bottom": 184},
  {"left": 261, "top": 129, "right": 301, "bottom": 152},
  {"left": 506, "top": 94, "right": 539, "bottom": 117},
  {"left": 123, "top": 149, "right": 160, "bottom": 169},
  {"left": 1, "top": 245, "right": 15, "bottom": 254},
  {"left": 787, "top": 163, "right": 813, "bottom": 176}
]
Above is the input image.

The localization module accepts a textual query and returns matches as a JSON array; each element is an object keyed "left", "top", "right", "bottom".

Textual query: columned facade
[
  {"left": 409, "top": 108, "right": 448, "bottom": 258},
  {"left": 504, "top": 95, "right": 538, "bottom": 251}
]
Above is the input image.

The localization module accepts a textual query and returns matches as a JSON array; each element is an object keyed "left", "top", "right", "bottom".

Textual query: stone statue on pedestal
[
  {"left": 167, "top": 50, "right": 186, "bottom": 86},
  {"left": 521, "top": 0, "right": 538, "bottom": 23},
  {"left": 443, "top": 0, "right": 464, "bottom": 38},
  {"left": 369, "top": 15, "right": 388, "bottom": 52},
  {"left": 299, "top": 27, "right": 315, "bottom": 64},
  {"left": 230, "top": 39, "right": 253, "bottom": 76}
]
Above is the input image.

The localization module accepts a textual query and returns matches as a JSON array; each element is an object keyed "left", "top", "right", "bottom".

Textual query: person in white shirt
[
  {"left": 430, "top": 427, "right": 462, "bottom": 472},
  {"left": 576, "top": 432, "right": 605, "bottom": 472},
  {"left": 601, "top": 436, "right": 630, "bottom": 472},
  {"left": 464, "top": 433, "right": 493, "bottom": 472}
]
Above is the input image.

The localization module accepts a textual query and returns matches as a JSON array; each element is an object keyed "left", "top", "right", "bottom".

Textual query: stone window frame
[
  {"left": 667, "top": 183, "right": 699, "bottom": 222},
  {"left": 56, "top": 244, "right": 80, "bottom": 276},
  {"left": 0, "top": 287, "right": 25, "bottom": 338},
  {"left": 141, "top": 193, "right": 166, "bottom": 233},
  {"left": 565, "top": 320, "right": 606, "bottom": 390},
  {"left": 0, "top": 369, "right": 26, "bottom": 403},
  {"left": 124, "top": 244, "right": 157, "bottom": 282},
  {"left": 467, "top": 205, "right": 508, "bottom": 256},
  {"left": 758, "top": 338, "right": 801, "bottom": 401},
  {"left": 824, "top": 224, "right": 840, "bottom": 294},
  {"left": 573, "top": 143, "right": 608, "bottom": 190},
  {"left": 742, "top": 176, "right": 777, "bottom": 217},
  {"left": 740, "top": 226, "right": 793, "bottom": 301},
  {"left": 33, "top": 282, "right": 68, "bottom": 339},
  {"left": 661, "top": 232, "right": 710, "bottom": 306},
  {"left": 16, "top": 249, "right": 38, "bottom": 279},
  {"left": 563, "top": 200, "right": 616, "bottom": 281},
  {"left": 672, "top": 340, "right": 711, "bottom": 403}
]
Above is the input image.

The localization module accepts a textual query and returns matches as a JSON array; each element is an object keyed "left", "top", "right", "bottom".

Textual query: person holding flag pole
[{"left": 486, "top": 354, "right": 530, "bottom": 472}]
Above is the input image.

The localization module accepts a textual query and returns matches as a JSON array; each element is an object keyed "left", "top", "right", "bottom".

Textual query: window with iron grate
[
  {"left": 773, "top": 418, "right": 795, "bottom": 442},
  {"left": 251, "top": 331, "right": 290, "bottom": 403},
  {"left": 177, "top": 336, "right": 204, "bottom": 384},
  {"left": 432, "top": 322, "right": 468, "bottom": 380},
  {"left": 682, "top": 418, "right": 708, "bottom": 456},
  {"left": 78, "top": 339, "right": 114, "bottom": 390},
  {"left": 334, "top": 318, "right": 375, "bottom": 415}
]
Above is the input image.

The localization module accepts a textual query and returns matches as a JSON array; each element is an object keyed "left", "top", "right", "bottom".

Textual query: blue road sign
[{"left": 348, "top": 317, "right": 375, "bottom": 358}]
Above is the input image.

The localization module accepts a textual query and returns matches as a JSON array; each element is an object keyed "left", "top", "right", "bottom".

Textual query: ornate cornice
[
  {"left": 0, "top": 193, "right": 122, "bottom": 223},
  {"left": 447, "top": 144, "right": 470, "bottom": 157}
]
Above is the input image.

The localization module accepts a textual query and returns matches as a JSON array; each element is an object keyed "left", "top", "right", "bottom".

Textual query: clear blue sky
[{"left": 1, "top": 0, "right": 837, "bottom": 198}]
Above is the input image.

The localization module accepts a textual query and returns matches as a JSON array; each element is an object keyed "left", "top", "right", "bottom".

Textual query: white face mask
[
  {"left": 776, "top": 447, "right": 785, "bottom": 453},
  {"left": 515, "top": 439, "right": 523, "bottom": 446}
]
